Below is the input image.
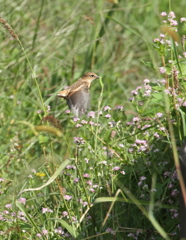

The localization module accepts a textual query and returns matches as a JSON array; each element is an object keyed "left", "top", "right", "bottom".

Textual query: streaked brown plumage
[{"left": 49, "top": 72, "right": 100, "bottom": 117}]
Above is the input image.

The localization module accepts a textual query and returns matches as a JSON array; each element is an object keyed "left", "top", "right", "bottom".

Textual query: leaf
[
  {"left": 18, "top": 159, "right": 71, "bottom": 196},
  {"left": 47, "top": 218, "right": 78, "bottom": 238}
]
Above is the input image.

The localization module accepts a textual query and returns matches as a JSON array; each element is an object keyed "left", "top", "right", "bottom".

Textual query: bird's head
[{"left": 82, "top": 72, "right": 100, "bottom": 82}]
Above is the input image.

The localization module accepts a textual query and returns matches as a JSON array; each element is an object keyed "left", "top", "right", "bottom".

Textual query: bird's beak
[{"left": 96, "top": 76, "right": 100, "bottom": 79}]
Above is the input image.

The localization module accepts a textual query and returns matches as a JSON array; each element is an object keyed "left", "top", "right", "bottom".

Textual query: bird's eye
[{"left": 91, "top": 75, "right": 95, "bottom": 77}]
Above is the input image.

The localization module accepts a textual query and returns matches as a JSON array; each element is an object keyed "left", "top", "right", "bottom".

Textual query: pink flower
[
  {"left": 73, "top": 117, "right": 80, "bottom": 122},
  {"left": 168, "top": 11, "right": 176, "bottom": 18},
  {"left": 87, "top": 111, "right": 96, "bottom": 118},
  {"left": 159, "top": 67, "right": 166, "bottom": 74},
  {"left": 180, "top": 17, "right": 186, "bottom": 23},
  {"left": 83, "top": 173, "right": 90, "bottom": 178},
  {"left": 105, "top": 114, "right": 111, "bottom": 119},
  {"left": 103, "top": 106, "right": 111, "bottom": 111},
  {"left": 112, "top": 166, "right": 120, "bottom": 171},
  {"left": 64, "top": 195, "right": 73, "bottom": 200},
  {"left": 5, "top": 204, "right": 12, "bottom": 209},
  {"left": 18, "top": 198, "right": 26, "bottom": 205},
  {"left": 143, "top": 79, "right": 150, "bottom": 84},
  {"left": 161, "top": 12, "right": 167, "bottom": 16},
  {"left": 42, "top": 230, "right": 48, "bottom": 235},
  {"left": 62, "top": 211, "right": 68, "bottom": 217},
  {"left": 74, "top": 178, "right": 79, "bottom": 183},
  {"left": 156, "top": 112, "right": 163, "bottom": 118}
]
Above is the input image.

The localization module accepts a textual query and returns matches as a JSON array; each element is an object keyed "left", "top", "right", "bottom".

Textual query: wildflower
[
  {"left": 159, "top": 67, "right": 166, "bottom": 74},
  {"left": 168, "top": 11, "right": 176, "bottom": 18},
  {"left": 135, "top": 139, "right": 147, "bottom": 145},
  {"left": 161, "top": 12, "right": 167, "bottom": 16},
  {"left": 115, "top": 105, "right": 124, "bottom": 110},
  {"left": 153, "top": 38, "right": 160, "bottom": 42},
  {"left": 73, "top": 137, "right": 85, "bottom": 145},
  {"left": 0, "top": 178, "right": 4, "bottom": 182},
  {"left": 180, "top": 17, "right": 186, "bottom": 23},
  {"left": 81, "top": 120, "right": 88, "bottom": 124},
  {"left": 140, "top": 176, "right": 146, "bottom": 181},
  {"left": 108, "top": 121, "right": 116, "bottom": 127},
  {"left": 84, "top": 158, "right": 89, "bottom": 163},
  {"left": 62, "top": 211, "right": 68, "bottom": 217},
  {"left": 141, "top": 124, "right": 151, "bottom": 130},
  {"left": 89, "top": 188, "right": 95, "bottom": 192},
  {"left": 105, "top": 114, "right": 111, "bottom": 119},
  {"left": 138, "top": 146, "right": 147, "bottom": 152},
  {"left": 82, "top": 202, "right": 88, "bottom": 207},
  {"left": 164, "top": 172, "right": 171, "bottom": 177},
  {"left": 183, "top": 52, "right": 186, "bottom": 58},
  {"left": 171, "top": 189, "right": 179, "bottom": 197},
  {"left": 76, "top": 123, "right": 82, "bottom": 128},
  {"left": 172, "top": 171, "right": 178, "bottom": 179},
  {"left": 65, "top": 110, "right": 71, "bottom": 114},
  {"left": 131, "top": 90, "right": 138, "bottom": 96},
  {"left": 37, "top": 110, "right": 42, "bottom": 114},
  {"left": 138, "top": 181, "right": 142, "bottom": 187},
  {"left": 86, "top": 180, "right": 92, "bottom": 185},
  {"left": 46, "top": 105, "right": 50, "bottom": 112},
  {"left": 64, "top": 195, "right": 73, "bottom": 200},
  {"left": 42, "top": 230, "right": 48, "bottom": 235},
  {"left": 42, "top": 207, "right": 53, "bottom": 213},
  {"left": 133, "top": 117, "right": 140, "bottom": 122},
  {"left": 73, "top": 117, "right": 80, "bottom": 123},
  {"left": 99, "top": 160, "right": 107, "bottom": 165},
  {"left": 5, "top": 204, "right": 12, "bottom": 209},
  {"left": 66, "top": 165, "right": 76, "bottom": 170},
  {"left": 87, "top": 111, "right": 96, "bottom": 118},
  {"left": 83, "top": 173, "right": 90, "bottom": 178},
  {"left": 143, "top": 79, "right": 150, "bottom": 84},
  {"left": 164, "top": 89, "right": 171, "bottom": 95},
  {"left": 128, "top": 97, "right": 134, "bottom": 102},
  {"left": 71, "top": 216, "right": 78, "bottom": 222},
  {"left": 170, "top": 20, "right": 178, "bottom": 26},
  {"left": 128, "top": 148, "right": 134, "bottom": 153},
  {"left": 156, "top": 112, "right": 163, "bottom": 118},
  {"left": 18, "top": 198, "right": 26, "bottom": 205},
  {"left": 36, "top": 233, "right": 42, "bottom": 238},
  {"left": 89, "top": 121, "right": 95, "bottom": 126},
  {"left": 160, "top": 33, "right": 166, "bottom": 38},
  {"left": 143, "top": 90, "right": 151, "bottom": 97},
  {"left": 106, "top": 228, "right": 115, "bottom": 235},
  {"left": 55, "top": 227, "right": 64, "bottom": 235},
  {"left": 103, "top": 106, "right": 111, "bottom": 111},
  {"left": 112, "top": 166, "right": 120, "bottom": 171},
  {"left": 169, "top": 183, "right": 174, "bottom": 189},
  {"left": 143, "top": 184, "right": 148, "bottom": 189},
  {"left": 154, "top": 132, "right": 160, "bottom": 138},
  {"left": 151, "top": 189, "right": 157, "bottom": 192},
  {"left": 136, "top": 86, "right": 142, "bottom": 91},
  {"left": 160, "top": 79, "right": 166, "bottom": 84},
  {"left": 74, "top": 178, "right": 79, "bottom": 183}
]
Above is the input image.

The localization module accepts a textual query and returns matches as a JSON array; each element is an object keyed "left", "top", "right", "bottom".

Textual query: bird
[{"left": 48, "top": 72, "right": 100, "bottom": 117}]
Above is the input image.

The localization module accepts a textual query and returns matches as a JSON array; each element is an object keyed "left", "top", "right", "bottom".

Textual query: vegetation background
[{"left": 1, "top": 0, "right": 186, "bottom": 239}]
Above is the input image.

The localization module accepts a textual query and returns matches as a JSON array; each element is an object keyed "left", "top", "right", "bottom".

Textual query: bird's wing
[{"left": 66, "top": 86, "right": 90, "bottom": 117}]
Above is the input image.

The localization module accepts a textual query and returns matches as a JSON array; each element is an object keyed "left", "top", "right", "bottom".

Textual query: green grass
[{"left": 1, "top": 0, "right": 186, "bottom": 239}]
